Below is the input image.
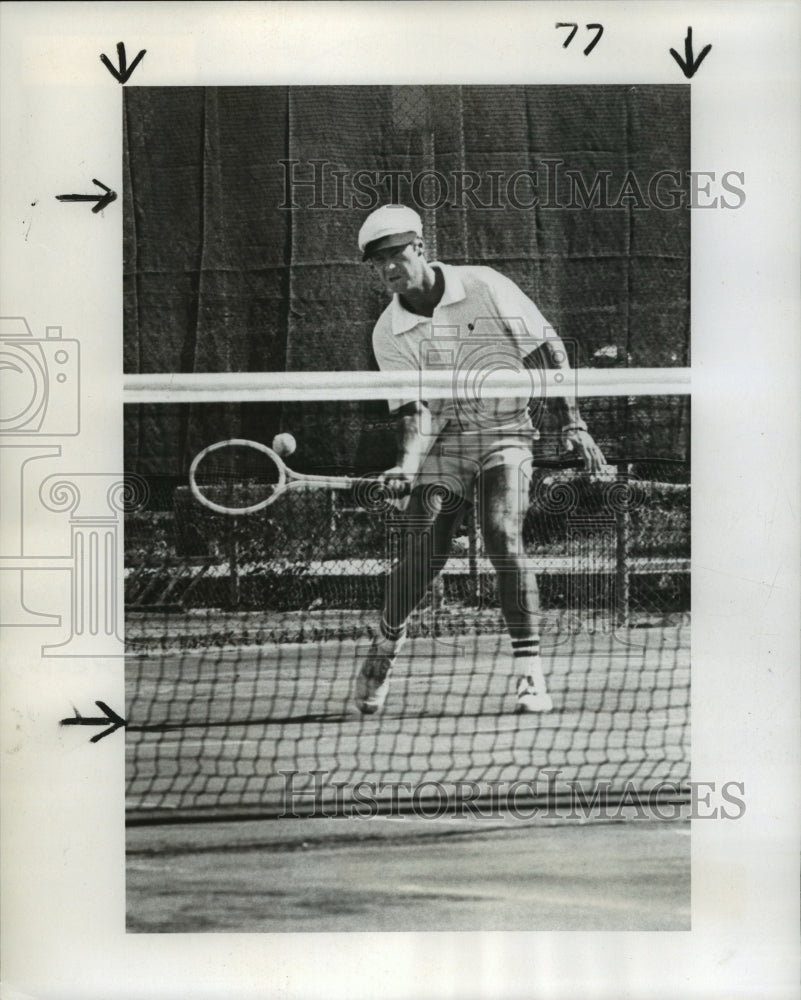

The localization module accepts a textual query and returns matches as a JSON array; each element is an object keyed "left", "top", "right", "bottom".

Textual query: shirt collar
[{"left": 389, "top": 262, "right": 466, "bottom": 334}]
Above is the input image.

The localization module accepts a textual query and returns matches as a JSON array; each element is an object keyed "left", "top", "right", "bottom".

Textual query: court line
[{"left": 385, "top": 880, "right": 688, "bottom": 917}]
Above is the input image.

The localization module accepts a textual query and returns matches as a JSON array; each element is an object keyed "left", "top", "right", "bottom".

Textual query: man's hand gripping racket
[{"left": 561, "top": 426, "right": 607, "bottom": 474}]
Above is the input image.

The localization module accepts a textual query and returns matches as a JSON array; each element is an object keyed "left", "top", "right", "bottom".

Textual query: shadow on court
[{"left": 127, "top": 816, "right": 690, "bottom": 932}]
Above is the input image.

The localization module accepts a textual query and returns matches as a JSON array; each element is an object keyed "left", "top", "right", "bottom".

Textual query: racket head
[{"left": 189, "top": 439, "right": 287, "bottom": 515}]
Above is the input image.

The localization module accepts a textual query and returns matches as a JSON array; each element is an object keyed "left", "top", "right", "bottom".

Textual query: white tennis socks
[{"left": 511, "top": 636, "right": 548, "bottom": 692}]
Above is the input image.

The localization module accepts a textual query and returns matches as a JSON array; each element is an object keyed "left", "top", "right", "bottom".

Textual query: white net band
[{"left": 125, "top": 367, "right": 690, "bottom": 404}]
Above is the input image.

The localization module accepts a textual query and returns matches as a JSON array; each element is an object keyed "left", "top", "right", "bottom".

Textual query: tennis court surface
[
  {"left": 127, "top": 813, "right": 690, "bottom": 932},
  {"left": 126, "top": 624, "right": 690, "bottom": 932}
]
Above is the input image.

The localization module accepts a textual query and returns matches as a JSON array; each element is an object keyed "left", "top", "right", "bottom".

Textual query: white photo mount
[{"left": 1, "top": 4, "right": 798, "bottom": 999}]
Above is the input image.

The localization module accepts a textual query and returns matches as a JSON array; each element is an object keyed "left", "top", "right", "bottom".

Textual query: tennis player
[{"left": 354, "top": 204, "right": 606, "bottom": 715}]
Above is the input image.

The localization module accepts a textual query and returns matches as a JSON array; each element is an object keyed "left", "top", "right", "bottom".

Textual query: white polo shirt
[{"left": 372, "top": 262, "right": 553, "bottom": 435}]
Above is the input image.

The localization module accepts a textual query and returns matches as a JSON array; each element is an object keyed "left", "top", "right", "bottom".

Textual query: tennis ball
[{"left": 271, "top": 432, "right": 297, "bottom": 457}]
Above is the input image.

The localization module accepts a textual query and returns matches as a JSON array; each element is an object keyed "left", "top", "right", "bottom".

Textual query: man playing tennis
[{"left": 354, "top": 204, "right": 606, "bottom": 715}]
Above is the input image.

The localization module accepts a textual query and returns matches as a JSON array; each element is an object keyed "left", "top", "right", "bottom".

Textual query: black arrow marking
[
  {"left": 100, "top": 41, "right": 146, "bottom": 84},
  {"left": 56, "top": 179, "right": 117, "bottom": 214},
  {"left": 670, "top": 27, "right": 712, "bottom": 78},
  {"left": 60, "top": 701, "right": 126, "bottom": 743}
]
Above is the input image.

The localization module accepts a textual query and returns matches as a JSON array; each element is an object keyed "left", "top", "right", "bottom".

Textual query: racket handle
[
  {"left": 532, "top": 454, "right": 585, "bottom": 470},
  {"left": 532, "top": 454, "right": 635, "bottom": 470},
  {"left": 352, "top": 476, "right": 411, "bottom": 496}
]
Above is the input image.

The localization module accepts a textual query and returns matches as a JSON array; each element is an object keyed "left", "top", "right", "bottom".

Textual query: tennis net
[{"left": 124, "top": 375, "right": 689, "bottom": 821}]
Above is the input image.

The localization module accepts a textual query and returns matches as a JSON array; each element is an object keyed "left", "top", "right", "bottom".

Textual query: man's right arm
[
  {"left": 382, "top": 400, "right": 431, "bottom": 490},
  {"left": 372, "top": 318, "right": 433, "bottom": 489}
]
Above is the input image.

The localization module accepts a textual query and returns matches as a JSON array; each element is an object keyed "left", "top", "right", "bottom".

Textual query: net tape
[{"left": 125, "top": 367, "right": 689, "bottom": 403}]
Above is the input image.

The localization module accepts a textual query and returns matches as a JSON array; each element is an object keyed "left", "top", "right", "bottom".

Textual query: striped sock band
[
  {"left": 511, "top": 637, "right": 540, "bottom": 659},
  {"left": 511, "top": 637, "right": 546, "bottom": 690}
]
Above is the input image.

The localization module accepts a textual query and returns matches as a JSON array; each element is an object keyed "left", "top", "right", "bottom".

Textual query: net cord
[{"left": 124, "top": 367, "right": 690, "bottom": 403}]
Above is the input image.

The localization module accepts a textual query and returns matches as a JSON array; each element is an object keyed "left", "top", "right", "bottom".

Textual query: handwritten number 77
[{"left": 556, "top": 23, "right": 604, "bottom": 56}]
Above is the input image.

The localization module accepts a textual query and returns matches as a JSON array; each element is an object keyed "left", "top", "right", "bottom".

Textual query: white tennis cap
[{"left": 358, "top": 204, "right": 423, "bottom": 260}]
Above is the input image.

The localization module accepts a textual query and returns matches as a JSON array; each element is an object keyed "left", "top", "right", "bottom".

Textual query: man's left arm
[
  {"left": 525, "top": 336, "right": 607, "bottom": 473},
  {"left": 488, "top": 268, "right": 606, "bottom": 472}
]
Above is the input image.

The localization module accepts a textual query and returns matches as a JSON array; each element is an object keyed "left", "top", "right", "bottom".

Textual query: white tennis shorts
[{"left": 415, "top": 430, "right": 535, "bottom": 499}]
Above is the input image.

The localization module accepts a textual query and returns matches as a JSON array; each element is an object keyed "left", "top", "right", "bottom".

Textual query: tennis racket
[
  {"left": 189, "top": 438, "right": 400, "bottom": 516},
  {"left": 189, "top": 440, "right": 685, "bottom": 516},
  {"left": 533, "top": 453, "right": 689, "bottom": 486}
]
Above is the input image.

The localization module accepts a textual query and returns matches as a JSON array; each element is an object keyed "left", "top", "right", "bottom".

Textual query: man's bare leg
[
  {"left": 478, "top": 461, "right": 553, "bottom": 712},
  {"left": 354, "top": 486, "right": 469, "bottom": 714}
]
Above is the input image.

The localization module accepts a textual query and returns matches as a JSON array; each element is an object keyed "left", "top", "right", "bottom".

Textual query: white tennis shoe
[
  {"left": 354, "top": 642, "right": 394, "bottom": 715},
  {"left": 515, "top": 676, "right": 554, "bottom": 713}
]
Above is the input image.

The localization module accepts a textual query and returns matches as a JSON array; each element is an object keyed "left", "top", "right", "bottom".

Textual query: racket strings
[{"left": 192, "top": 443, "right": 282, "bottom": 511}]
